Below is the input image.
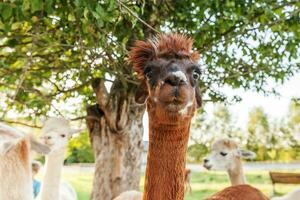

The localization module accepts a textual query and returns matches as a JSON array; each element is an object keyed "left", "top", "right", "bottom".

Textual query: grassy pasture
[{"left": 54, "top": 170, "right": 300, "bottom": 200}]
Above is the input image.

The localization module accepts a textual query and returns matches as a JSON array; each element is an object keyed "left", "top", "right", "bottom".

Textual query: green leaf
[
  {"left": 96, "top": 4, "right": 108, "bottom": 21},
  {"left": 108, "top": 0, "right": 116, "bottom": 12},
  {"left": 31, "top": 0, "right": 43, "bottom": 13},
  {"left": 22, "top": 0, "right": 31, "bottom": 12},
  {"left": 11, "top": 22, "right": 22, "bottom": 30},
  {"left": 1, "top": 4, "right": 13, "bottom": 21},
  {"left": 45, "top": 0, "right": 53, "bottom": 14},
  {"left": 91, "top": 11, "right": 100, "bottom": 20},
  {"left": 0, "top": 19, "right": 5, "bottom": 30},
  {"left": 68, "top": 13, "right": 76, "bottom": 22},
  {"left": 83, "top": 7, "right": 89, "bottom": 19}
]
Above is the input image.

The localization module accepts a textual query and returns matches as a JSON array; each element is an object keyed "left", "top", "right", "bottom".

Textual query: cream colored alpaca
[
  {"left": 113, "top": 190, "right": 142, "bottom": 200},
  {"left": 36, "top": 117, "right": 81, "bottom": 200},
  {"left": 203, "top": 138, "right": 269, "bottom": 200},
  {"left": 203, "top": 138, "right": 256, "bottom": 186},
  {"left": 0, "top": 123, "right": 50, "bottom": 200},
  {"left": 272, "top": 187, "right": 300, "bottom": 200}
]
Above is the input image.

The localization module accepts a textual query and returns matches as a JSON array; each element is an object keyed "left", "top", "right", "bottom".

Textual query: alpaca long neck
[
  {"left": 228, "top": 160, "right": 246, "bottom": 186},
  {"left": 143, "top": 121, "right": 191, "bottom": 200},
  {"left": 40, "top": 148, "right": 65, "bottom": 200}
]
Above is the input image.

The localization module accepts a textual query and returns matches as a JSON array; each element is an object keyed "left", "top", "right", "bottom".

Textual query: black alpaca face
[
  {"left": 143, "top": 59, "right": 201, "bottom": 89},
  {"left": 136, "top": 58, "right": 202, "bottom": 115}
]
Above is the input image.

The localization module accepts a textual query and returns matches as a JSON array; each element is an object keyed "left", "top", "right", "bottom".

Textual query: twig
[
  {"left": 70, "top": 116, "right": 86, "bottom": 121},
  {"left": 117, "top": 0, "right": 160, "bottom": 34}
]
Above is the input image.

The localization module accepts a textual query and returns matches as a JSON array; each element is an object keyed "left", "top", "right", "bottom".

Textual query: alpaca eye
[
  {"left": 220, "top": 152, "right": 227, "bottom": 156},
  {"left": 144, "top": 67, "right": 153, "bottom": 80},
  {"left": 192, "top": 71, "right": 200, "bottom": 80},
  {"left": 145, "top": 72, "right": 152, "bottom": 80},
  {"left": 61, "top": 134, "right": 66, "bottom": 138}
]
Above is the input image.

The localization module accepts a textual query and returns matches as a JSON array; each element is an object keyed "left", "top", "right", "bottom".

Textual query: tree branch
[
  {"left": 0, "top": 119, "right": 42, "bottom": 129},
  {"left": 117, "top": 0, "right": 160, "bottom": 34}
]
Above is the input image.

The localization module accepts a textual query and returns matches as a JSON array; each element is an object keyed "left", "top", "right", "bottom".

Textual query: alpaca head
[
  {"left": 129, "top": 33, "right": 202, "bottom": 123},
  {"left": 0, "top": 123, "right": 50, "bottom": 156},
  {"left": 41, "top": 117, "right": 82, "bottom": 152},
  {"left": 203, "top": 139, "right": 256, "bottom": 172}
]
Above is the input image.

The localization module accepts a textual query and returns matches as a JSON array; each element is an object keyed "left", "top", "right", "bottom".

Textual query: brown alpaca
[
  {"left": 205, "top": 184, "right": 269, "bottom": 200},
  {"left": 129, "top": 33, "right": 202, "bottom": 200},
  {"left": 184, "top": 168, "right": 192, "bottom": 193}
]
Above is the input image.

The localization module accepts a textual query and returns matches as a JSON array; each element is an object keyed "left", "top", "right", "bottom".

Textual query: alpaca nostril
[
  {"left": 164, "top": 74, "right": 186, "bottom": 86},
  {"left": 204, "top": 158, "right": 209, "bottom": 163},
  {"left": 165, "top": 77, "right": 178, "bottom": 86}
]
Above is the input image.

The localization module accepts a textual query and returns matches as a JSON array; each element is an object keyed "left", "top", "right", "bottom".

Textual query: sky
[
  {"left": 206, "top": 73, "right": 300, "bottom": 126},
  {"left": 143, "top": 73, "right": 300, "bottom": 141}
]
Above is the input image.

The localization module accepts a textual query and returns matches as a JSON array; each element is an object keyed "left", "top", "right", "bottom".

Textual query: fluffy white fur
[
  {"left": 0, "top": 123, "right": 49, "bottom": 200},
  {"left": 36, "top": 117, "right": 81, "bottom": 200},
  {"left": 113, "top": 190, "right": 142, "bottom": 200},
  {"left": 272, "top": 187, "right": 300, "bottom": 200}
]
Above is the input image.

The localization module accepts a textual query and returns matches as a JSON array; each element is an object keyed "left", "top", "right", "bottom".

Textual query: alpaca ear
[
  {"left": 238, "top": 149, "right": 256, "bottom": 159},
  {"left": 195, "top": 86, "right": 202, "bottom": 108},
  {"left": 30, "top": 136, "right": 50, "bottom": 155},
  {"left": 0, "top": 141, "right": 15, "bottom": 156},
  {"left": 40, "top": 117, "right": 47, "bottom": 125},
  {"left": 69, "top": 128, "right": 84, "bottom": 136},
  {"left": 135, "top": 82, "right": 149, "bottom": 104}
]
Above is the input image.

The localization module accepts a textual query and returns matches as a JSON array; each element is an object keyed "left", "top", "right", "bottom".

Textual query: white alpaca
[
  {"left": 36, "top": 117, "right": 81, "bottom": 200},
  {"left": 0, "top": 123, "right": 50, "bottom": 200},
  {"left": 203, "top": 138, "right": 256, "bottom": 186},
  {"left": 272, "top": 187, "right": 300, "bottom": 200},
  {"left": 113, "top": 190, "right": 142, "bottom": 200}
]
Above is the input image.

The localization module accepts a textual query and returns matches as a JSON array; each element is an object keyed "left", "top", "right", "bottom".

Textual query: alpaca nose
[
  {"left": 203, "top": 158, "right": 209, "bottom": 163},
  {"left": 164, "top": 71, "right": 187, "bottom": 86}
]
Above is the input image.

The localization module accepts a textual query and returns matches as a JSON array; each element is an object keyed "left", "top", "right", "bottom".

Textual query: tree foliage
[
  {"left": 190, "top": 101, "right": 300, "bottom": 162},
  {"left": 0, "top": 0, "right": 299, "bottom": 123},
  {"left": 66, "top": 131, "right": 95, "bottom": 164}
]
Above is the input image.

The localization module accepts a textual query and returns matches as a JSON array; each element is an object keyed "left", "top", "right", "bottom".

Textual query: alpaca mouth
[
  {"left": 203, "top": 164, "right": 212, "bottom": 170},
  {"left": 44, "top": 140, "right": 54, "bottom": 147},
  {"left": 164, "top": 99, "right": 186, "bottom": 112}
]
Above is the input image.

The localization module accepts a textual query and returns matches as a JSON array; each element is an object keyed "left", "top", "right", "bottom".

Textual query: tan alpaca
[
  {"left": 0, "top": 123, "right": 50, "bottom": 200},
  {"left": 128, "top": 33, "right": 202, "bottom": 200},
  {"left": 36, "top": 117, "right": 82, "bottom": 200},
  {"left": 203, "top": 138, "right": 269, "bottom": 200},
  {"left": 113, "top": 190, "right": 142, "bottom": 200}
]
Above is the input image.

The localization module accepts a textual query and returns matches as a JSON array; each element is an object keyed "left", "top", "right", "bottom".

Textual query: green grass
[{"left": 58, "top": 170, "right": 299, "bottom": 200}]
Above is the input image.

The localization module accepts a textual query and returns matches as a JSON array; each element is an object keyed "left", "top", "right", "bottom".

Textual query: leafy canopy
[{"left": 0, "top": 0, "right": 299, "bottom": 122}]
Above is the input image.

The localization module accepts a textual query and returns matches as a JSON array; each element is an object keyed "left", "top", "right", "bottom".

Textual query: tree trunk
[{"left": 86, "top": 78, "right": 145, "bottom": 200}]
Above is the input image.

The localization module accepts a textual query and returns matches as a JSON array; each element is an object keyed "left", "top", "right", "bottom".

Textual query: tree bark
[{"left": 86, "top": 78, "right": 145, "bottom": 200}]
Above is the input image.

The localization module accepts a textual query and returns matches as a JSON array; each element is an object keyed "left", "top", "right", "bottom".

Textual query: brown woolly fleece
[
  {"left": 129, "top": 33, "right": 199, "bottom": 80},
  {"left": 205, "top": 184, "right": 270, "bottom": 200}
]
